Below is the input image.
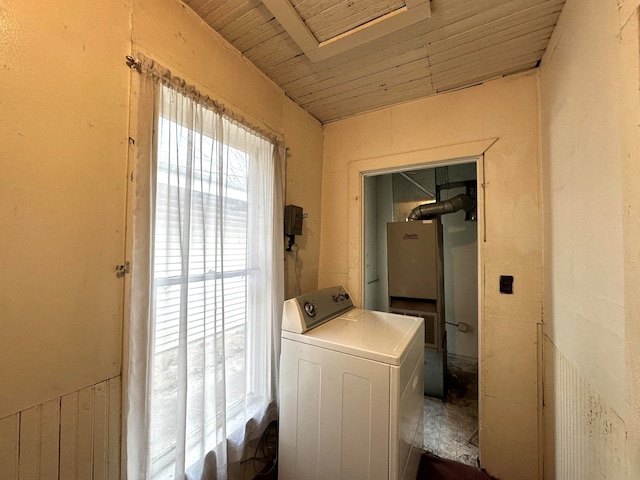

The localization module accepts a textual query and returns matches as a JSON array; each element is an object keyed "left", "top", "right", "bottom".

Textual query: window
[{"left": 126, "top": 74, "right": 283, "bottom": 480}]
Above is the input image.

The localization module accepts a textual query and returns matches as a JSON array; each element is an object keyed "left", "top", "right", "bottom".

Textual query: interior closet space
[{"left": 363, "top": 161, "right": 479, "bottom": 465}]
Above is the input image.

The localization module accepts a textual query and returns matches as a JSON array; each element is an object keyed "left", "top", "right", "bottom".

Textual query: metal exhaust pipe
[{"left": 406, "top": 194, "right": 475, "bottom": 221}]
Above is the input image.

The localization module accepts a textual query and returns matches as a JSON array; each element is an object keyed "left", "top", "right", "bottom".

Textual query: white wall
[
  {"left": 363, "top": 176, "right": 380, "bottom": 310},
  {"left": 441, "top": 187, "right": 478, "bottom": 360},
  {"left": 539, "top": 0, "right": 640, "bottom": 477},
  {"left": 320, "top": 72, "right": 543, "bottom": 480},
  {"left": 376, "top": 175, "right": 394, "bottom": 312}
]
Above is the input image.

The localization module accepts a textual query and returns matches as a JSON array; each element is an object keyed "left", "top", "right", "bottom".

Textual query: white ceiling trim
[{"left": 261, "top": 0, "right": 431, "bottom": 63}]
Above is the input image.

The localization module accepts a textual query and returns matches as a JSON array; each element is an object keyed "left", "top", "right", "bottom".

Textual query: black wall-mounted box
[{"left": 284, "top": 205, "right": 304, "bottom": 236}]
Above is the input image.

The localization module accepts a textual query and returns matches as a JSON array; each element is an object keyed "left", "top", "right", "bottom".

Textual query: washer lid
[{"left": 282, "top": 309, "right": 423, "bottom": 366}]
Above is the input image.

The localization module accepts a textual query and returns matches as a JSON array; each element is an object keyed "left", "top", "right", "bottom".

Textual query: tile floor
[{"left": 423, "top": 355, "right": 479, "bottom": 467}]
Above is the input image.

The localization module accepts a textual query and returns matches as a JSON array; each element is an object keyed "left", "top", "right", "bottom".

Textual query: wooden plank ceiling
[{"left": 184, "top": 0, "right": 566, "bottom": 123}]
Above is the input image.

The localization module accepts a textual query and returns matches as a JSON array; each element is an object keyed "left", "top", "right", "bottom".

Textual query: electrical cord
[
  {"left": 445, "top": 321, "right": 470, "bottom": 332},
  {"left": 290, "top": 244, "right": 300, "bottom": 297},
  {"left": 241, "top": 420, "right": 278, "bottom": 476}
]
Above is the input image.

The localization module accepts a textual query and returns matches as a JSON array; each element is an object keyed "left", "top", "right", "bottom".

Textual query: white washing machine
[{"left": 278, "top": 285, "right": 424, "bottom": 480}]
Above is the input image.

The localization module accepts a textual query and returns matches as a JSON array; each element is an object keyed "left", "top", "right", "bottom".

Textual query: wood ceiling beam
[{"left": 261, "top": 0, "right": 431, "bottom": 63}]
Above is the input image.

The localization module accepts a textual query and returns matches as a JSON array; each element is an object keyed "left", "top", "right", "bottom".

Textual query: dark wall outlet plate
[{"left": 500, "top": 275, "right": 514, "bottom": 294}]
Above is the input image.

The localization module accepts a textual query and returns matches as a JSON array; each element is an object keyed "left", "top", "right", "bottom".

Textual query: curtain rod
[{"left": 125, "top": 54, "right": 286, "bottom": 149}]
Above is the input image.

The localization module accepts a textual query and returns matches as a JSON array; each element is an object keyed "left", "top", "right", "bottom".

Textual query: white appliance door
[{"left": 279, "top": 338, "right": 391, "bottom": 480}]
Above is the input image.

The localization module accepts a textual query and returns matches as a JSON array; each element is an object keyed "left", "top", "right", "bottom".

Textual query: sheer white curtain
[{"left": 125, "top": 62, "right": 284, "bottom": 480}]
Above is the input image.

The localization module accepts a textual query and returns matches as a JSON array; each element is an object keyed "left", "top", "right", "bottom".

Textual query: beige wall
[
  {"left": 0, "top": 0, "right": 322, "bottom": 422},
  {"left": 6, "top": 0, "right": 640, "bottom": 477},
  {"left": 0, "top": 0, "right": 130, "bottom": 419},
  {"left": 320, "top": 72, "right": 543, "bottom": 480},
  {"left": 283, "top": 100, "right": 324, "bottom": 298},
  {"left": 539, "top": 0, "right": 640, "bottom": 477}
]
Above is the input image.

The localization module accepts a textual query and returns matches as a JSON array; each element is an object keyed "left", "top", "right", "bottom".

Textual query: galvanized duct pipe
[{"left": 406, "top": 194, "right": 475, "bottom": 221}]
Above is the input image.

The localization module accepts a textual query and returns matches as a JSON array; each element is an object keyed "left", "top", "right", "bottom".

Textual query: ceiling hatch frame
[{"left": 261, "top": 0, "right": 432, "bottom": 63}]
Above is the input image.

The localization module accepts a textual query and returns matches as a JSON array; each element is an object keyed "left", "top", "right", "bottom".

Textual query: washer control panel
[{"left": 282, "top": 285, "right": 354, "bottom": 334}]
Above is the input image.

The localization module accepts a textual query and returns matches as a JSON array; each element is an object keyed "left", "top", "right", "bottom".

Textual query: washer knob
[{"left": 304, "top": 302, "right": 316, "bottom": 317}]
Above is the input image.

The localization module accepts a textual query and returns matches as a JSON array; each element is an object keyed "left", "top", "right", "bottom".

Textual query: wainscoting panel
[
  {"left": 0, "top": 413, "right": 19, "bottom": 479},
  {"left": 544, "top": 338, "right": 626, "bottom": 479},
  {"left": 18, "top": 398, "right": 60, "bottom": 480},
  {"left": 0, "top": 376, "right": 121, "bottom": 480}
]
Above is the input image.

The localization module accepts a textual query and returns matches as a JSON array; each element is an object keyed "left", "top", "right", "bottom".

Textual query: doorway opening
[{"left": 363, "top": 159, "right": 480, "bottom": 467}]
